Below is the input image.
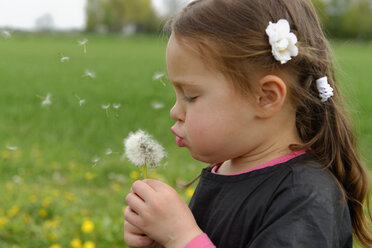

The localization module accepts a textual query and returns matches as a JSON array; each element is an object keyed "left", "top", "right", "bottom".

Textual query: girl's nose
[{"left": 170, "top": 101, "right": 185, "bottom": 122}]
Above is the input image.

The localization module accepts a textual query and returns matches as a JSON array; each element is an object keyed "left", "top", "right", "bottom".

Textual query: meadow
[{"left": 0, "top": 34, "right": 371, "bottom": 248}]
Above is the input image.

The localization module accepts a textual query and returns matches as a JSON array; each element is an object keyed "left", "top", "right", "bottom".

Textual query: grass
[{"left": 0, "top": 34, "right": 370, "bottom": 247}]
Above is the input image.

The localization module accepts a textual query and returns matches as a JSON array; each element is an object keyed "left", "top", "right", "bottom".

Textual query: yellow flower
[
  {"left": 0, "top": 217, "right": 9, "bottom": 227},
  {"left": 7, "top": 205, "right": 19, "bottom": 218},
  {"left": 83, "top": 241, "right": 95, "bottom": 248},
  {"left": 64, "top": 192, "right": 75, "bottom": 201},
  {"left": 70, "top": 238, "right": 83, "bottom": 248},
  {"left": 23, "top": 214, "right": 31, "bottom": 224},
  {"left": 48, "top": 233, "right": 58, "bottom": 242},
  {"left": 42, "top": 197, "right": 52, "bottom": 208},
  {"left": 186, "top": 188, "right": 195, "bottom": 198},
  {"left": 111, "top": 182, "right": 121, "bottom": 192},
  {"left": 29, "top": 195, "right": 37, "bottom": 203},
  {"left": 129, "top": 171, "right": 140, "bottom": 180},
  {"left": 81, "top": 218, "right": 94, "bottom": 233},
  {"left": 85, "top": 172, "right": 95, "bottom": 180},
  {"left": 49, "top": 244, "right": 61, "bottom": 248},
  {"left": 39, "top": 209, "right": 48, "bottom": 218},
  {"left": 1, "top": 150, "right": 10, "bottom": 160}
]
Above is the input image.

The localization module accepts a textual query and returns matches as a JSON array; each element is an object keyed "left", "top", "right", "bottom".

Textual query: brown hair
[{"left": 166, "top": 0, "right": 372, "bottom": 246}]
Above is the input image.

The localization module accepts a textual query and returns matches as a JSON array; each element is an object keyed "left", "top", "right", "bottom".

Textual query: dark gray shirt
[{"left": 189, "top": 154, "right": 352, "bottom": 247}]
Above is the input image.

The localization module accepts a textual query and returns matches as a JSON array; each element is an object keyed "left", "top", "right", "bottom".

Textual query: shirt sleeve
[
  {"left": 247, "top": 177, "right": 352, "bottom": 248},
  {"left": 184, "top": 233, "right": 216, "bottom": 248}
]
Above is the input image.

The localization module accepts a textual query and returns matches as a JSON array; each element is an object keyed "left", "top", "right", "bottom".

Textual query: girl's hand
[
  {"left": 124, "top": 179, "right": 203, "bottom": 248},
  {"left": 124, "top": 211, "right": 161, "bottom": 248}
]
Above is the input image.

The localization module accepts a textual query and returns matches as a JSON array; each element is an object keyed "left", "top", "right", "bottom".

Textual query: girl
[{"left": 124, "top": 0, "right": 372, "bottom": 247}]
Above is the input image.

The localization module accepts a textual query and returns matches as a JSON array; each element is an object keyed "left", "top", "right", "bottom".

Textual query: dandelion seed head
[
  {"left": 124, "top": 130, "right": 166, "bottom": 168},
  {"left": 79, "top": 99, "right": 86, "bottom": 106},
  {"left": 60, "top": 56, "right": 70, "bottom": 62},
  {"left": 152, "top": 72, "right": 165, "bottom": 81}
]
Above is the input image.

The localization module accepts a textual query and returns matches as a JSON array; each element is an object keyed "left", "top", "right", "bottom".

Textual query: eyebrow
[{"left": 167, "top": 77, "right": 198, "bottom": 87}]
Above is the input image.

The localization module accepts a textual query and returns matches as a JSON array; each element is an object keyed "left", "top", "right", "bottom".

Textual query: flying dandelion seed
[
  {"left": 78, "top": 38, "right": 88, "bottom": 54},
  {"left": 152, "top": 72, "right": 166, "bottom": 86},
  {"left": 41, "top": 93, "right": 52, "bottom": 107},
  {"left": 105, "top": 148, "right": 113, "bottom": 155},
  {"left": 1, "top": 30, "right": 11, "bottom": 39},
  {"left": 92, "top": 157, "right": 100, "bottom": 167},
  {"left": 73, "top": 93, "right": 86, "bottom": 106},
  {"left": 101, "top": 104, "right": 110, "bottom": 117},
  {"left": 124, "top": 130, "right": 166, "bottom": 179},
  {"left": 113, "top": 104, "right": 121, "bottom": 119},
  {"left": 82, "top": 69, "right": 96, "bottom": 79},
  {"left": 60, "top": 56, "right": 70, "bottom": 62},
  {"left": 151, "top": 101, "right": 165, "bottom": 109},
  {"left": 6, "top": 145, "right": 18, "bottom": 151}
]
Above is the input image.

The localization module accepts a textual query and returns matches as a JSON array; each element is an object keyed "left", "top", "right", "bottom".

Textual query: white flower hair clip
[
  {"left": 316, "top": 76, "right": 334, "bottom": 102},
  {"left": 265, "top": 19, "right": 299, "bottom": 64}
]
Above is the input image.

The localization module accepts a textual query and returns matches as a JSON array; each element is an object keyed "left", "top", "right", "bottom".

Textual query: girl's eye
[{"left": 183, "top": 96, "right": 198, "bottom": 102}]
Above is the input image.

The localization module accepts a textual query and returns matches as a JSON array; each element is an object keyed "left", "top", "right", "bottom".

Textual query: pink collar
[{"left": 212, "top": 150, "right": 306, "bottom": 175}]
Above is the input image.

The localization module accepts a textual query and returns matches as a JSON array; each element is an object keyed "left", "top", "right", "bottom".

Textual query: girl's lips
[
  {"left": 171, "top": 128, "right": 185, "bottom": 147},
  {"left": 175, "top": 136, "right": 185, "bottom": 147}
]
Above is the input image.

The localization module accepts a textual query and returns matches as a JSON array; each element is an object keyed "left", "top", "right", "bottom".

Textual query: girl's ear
[{"left": 254, "top": 75, "right": 287, "bottom": 119}]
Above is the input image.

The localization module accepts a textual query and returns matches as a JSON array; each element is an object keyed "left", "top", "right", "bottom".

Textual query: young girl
[{"left": 124, "top": 0, "right": 372, "bottom": 247}]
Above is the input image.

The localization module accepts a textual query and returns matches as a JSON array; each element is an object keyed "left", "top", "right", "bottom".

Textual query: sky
[{"left": 0, "top": 0, "right": 169, "bottom": 31}]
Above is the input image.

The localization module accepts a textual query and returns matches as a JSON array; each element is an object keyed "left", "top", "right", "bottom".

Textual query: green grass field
[{"left": 0, "top": 34, "right": 371, "bottom": 247}]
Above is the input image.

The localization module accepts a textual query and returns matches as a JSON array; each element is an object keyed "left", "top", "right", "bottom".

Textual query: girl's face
[{"left": 166, "top": 34, "right": 264, "bottom": 164}]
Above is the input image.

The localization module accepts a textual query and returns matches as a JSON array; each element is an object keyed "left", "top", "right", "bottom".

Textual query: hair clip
[
  {"left": 265, "top": 19, "right": 299, "bottom": 64},
  {"left": 316, "top": 76, "right": 334, "bottom": 102}
]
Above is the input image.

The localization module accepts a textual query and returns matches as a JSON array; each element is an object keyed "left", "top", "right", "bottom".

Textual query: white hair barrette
[
  {"left": 265, "top": 19, "right": 299, "bottom": 64},
  {"left": 316, "top": 76, "right": 334, "bottom": 102}
]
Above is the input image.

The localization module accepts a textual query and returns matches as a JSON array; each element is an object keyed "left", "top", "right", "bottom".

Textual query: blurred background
[{"left": 0, "top": 0, "right": 371, "bottom": 247}]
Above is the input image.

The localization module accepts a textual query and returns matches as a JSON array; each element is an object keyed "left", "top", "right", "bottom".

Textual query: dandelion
[
  {"left": 50, "top": 244, "right": 61, "bottom": 248},
  {"left": 81, "top": 218, "right": 94, "bottom": 233},
  {"left": 70, "top": 238, "right": 83, "bottom": 248},
  {"left": 113, "top": 103, "right": 121, "bottom": 119},
  {"left": 82, "top": 69, "right": 96, "bottom": 79},
  {"left": 83, "top": 241, "right": 95, "bottom": 248},
  {"left": 0, "top": 29, "right": 11, "bottom": 39},
  {"left": 152, "top": 72, "right": 166, "bottom": 86},
  {"left": 92, "top": 157, "right": 100, "bottom": 167},
  {"left": 129, "top": 170, "right": 140, "bottom": 180},
  {"left": 124, "top": 130, "right": 166, "bottom": 179},
  {"left": 78, "top": 38, "right": 88, "bottom": 54},
  {"left": 101, "top": 104, "right": 110, "bottom": 117},
  {"left": 39, "top": 209, "right": 48, "bottom": 218},
  {"left": 38, "top": 93, "right": 52, "bottom": 107},
  {"left": 74, "top": 93, "right": 86, "bottom": 106},
  {"left": 151, "top": 101, "right": 165, "bottom": 109},
  {"left": 186, "top": 188, "right": 195, "bottom": 198}
]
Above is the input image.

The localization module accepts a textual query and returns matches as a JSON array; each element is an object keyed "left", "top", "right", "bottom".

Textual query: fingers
[
  {"left": 142, "top": 179, "right": 169, "bottom": 192},
  {"left": 124, "top": 220, "right": 154, "bottom": 248},
  {"left": 125, "top": 193, "right": 145, "bottom": 216},
  {"left": 131, "top": 180, "right": 156, "bottom": 202}
]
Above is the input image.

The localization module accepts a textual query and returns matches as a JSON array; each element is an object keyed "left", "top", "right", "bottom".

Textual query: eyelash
[{"left": 183, "top": 96, "right": 198, "bottom": 102}]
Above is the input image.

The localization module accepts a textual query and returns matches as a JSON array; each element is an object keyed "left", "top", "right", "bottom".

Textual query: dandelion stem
[{"left": 141, "top": 164, "right": 148, "bottom": 179}]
